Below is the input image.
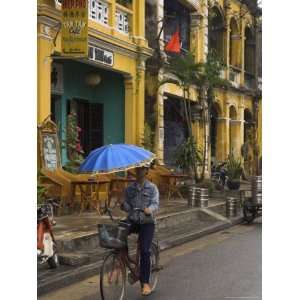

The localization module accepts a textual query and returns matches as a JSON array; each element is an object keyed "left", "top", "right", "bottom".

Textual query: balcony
[
  {"left": 244, "top": 72, "right": 256, "bottom": 90},
  {"left": 229, "top": 66, "right": 241, "bottom": 88},
  {"left": 55, "top": 0, "right": 133, "bottom": 36},
  {"left": 258, "top": 76, "right": 262, "bottom": 91},
  {"left": 115, "top": 3, "right": 132, "bottom": 35},
  {"left": 89, "top": 0, "right": 109, "bottom": 27}
]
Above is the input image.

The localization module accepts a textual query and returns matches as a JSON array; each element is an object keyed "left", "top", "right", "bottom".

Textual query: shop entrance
[
  {"left": 68, "top": 99, "right": 104, "bottom": 155},
  {"left": 163, "top": 96, "right": 188, "bottom": 167}
]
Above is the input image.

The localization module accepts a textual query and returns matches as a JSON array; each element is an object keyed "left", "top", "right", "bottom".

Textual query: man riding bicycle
[{"left": 121, "top": 164, "right": 159, "bottom": 296}]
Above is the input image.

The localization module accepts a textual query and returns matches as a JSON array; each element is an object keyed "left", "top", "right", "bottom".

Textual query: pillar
[
  {"left": 136, "top": 61, "right": 146, "bottom": 145},
  {"left": 124, "top": 76, "right": 136, "bottom": 144},
  {"left": 132, "top": 0, "right": 147, "bottom": 47},
  {"left": 199, "top": 0, "right": 208, "bottom": 62},
  {"left": 240, "top": 21, "right": 246, "bottom": 85},
  {"left": 190, "top": 12, "right": 202, "bottom": 62},
  {"left": 155, "top": 69, "right": 165, "bottom": 164},
  {"left": 37, "top": 22, "right": 54, "bottom": 124}
]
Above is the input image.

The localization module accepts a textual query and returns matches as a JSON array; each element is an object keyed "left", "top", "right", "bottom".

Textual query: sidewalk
[{"left": 38, "top": 191, "right": 246, "bottom": 296}]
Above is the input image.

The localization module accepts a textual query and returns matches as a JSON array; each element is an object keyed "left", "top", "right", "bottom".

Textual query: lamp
[{"left": 85, "top": 72, "right": 102, "bottom": 86}]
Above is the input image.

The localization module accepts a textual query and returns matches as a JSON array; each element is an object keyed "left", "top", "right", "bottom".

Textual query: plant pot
[{"left": 226, "top": 179, "right": 240, "bottom": 190}]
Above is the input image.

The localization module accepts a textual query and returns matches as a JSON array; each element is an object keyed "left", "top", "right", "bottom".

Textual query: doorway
[
  {"left": 68, "top": 99, "right": 104, "bottom": 156},
  {"left": 163, "top": 96, "right": 188, "bottom": 167}
]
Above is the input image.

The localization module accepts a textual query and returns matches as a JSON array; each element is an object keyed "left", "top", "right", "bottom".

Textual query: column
[
  {"left": 230, "top": 119, "right": 242, "bottom": 158},
  {"left": 190, "top": 12, "right": 202, "bottom": 62},
  {"left": 132, "top": 0, "right": 146, "bottom": 46},
  {"left": 136, "top": 61, "right": 146, "bottom": 145},
  {"left": 155, "top": 68, "right": 165, "bottom": 164},
  {"left": 199, "top": 0, "right": 208, "bottom": 62},
  {"left": 124, "top": 76, "right": 136, "bottom": 144},
  {"left": 240, "top": 21, "right": 246, "bottom": 85},
  {"left": 37, "top": 22, "right": 54, "bottom": 124},
  {"left": 216, "top": 117, "right": 229, "bottom": 162}
]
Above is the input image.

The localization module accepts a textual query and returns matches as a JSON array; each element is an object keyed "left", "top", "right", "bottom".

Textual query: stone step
[{"left": 55, "top": 204, "right": 225, "bottom": 253}]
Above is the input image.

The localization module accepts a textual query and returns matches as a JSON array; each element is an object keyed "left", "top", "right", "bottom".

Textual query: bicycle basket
[{"left": 97, "top": 224, "right": 129, "bottom": 249}]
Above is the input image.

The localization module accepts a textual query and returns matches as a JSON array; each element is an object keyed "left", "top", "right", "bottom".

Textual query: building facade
[
  {"left": 144, "top": 0, "right": 262, "bottom": 176},
  {"left": 38, "top": 0, "right": 152, "bottom": 163},
  {"left": 37, "top": 0, "right": 262, "bottom": 175}
]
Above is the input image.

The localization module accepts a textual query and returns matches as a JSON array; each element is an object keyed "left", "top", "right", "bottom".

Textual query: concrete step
[{"left": 55, "top": 203, "right": 226, "bottom": 253}]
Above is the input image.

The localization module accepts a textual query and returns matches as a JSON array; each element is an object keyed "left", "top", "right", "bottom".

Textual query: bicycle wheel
[
  {"left": 149, "top": 243, "right": 160, "bottom": 292},
  {"left": 100, "top": 252, "right": 127, "bottom": 300}
]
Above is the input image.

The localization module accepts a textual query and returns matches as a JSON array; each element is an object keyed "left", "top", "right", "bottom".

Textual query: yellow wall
[
  {"left": 37, "top": 0, "right": 151, "bottom": 146},
  {"left": 155, "top": 0, "right": 261, "bottom": 176}
]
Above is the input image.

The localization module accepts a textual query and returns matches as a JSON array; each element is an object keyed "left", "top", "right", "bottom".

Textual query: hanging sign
[{"left": 61, "top": 0, "right": 88, "bottom": 57}]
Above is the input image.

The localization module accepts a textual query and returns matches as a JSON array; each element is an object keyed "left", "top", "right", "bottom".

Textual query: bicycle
[{"left": 98, "top": 208, "right": 162, "bottom": 300}]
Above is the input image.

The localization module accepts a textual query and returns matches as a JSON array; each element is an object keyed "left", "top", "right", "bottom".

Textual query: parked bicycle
[{"left": 98, "top": 208, "right": 162, "bottom": 300}]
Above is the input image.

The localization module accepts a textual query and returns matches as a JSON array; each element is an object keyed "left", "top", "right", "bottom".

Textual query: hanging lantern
[{"left": 85, "top": 72, "right": 102, "bottom": 86}]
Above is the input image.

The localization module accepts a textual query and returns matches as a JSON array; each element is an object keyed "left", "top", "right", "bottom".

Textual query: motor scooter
[
  {"left": 37, "top": 198, "right": 60, "bottom": 268},
  {"left": 211, "top": 162, "right": 228, "bottom": 189}
]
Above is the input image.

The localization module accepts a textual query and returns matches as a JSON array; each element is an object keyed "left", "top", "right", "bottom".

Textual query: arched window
[
  {"left": 244, "top": 27, "right": 256, "bottom": 75},
  {"left": 229, "top": 18, "right": 240, "bottom": 67},
  {"left": 208, "top": 7, "right": 225, "bottom": 61}
]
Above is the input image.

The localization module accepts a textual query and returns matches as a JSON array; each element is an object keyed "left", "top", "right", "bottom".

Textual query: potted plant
[
  {"left": 175, "top": 137, "right": 203, "bottom": 179},
  {"left": 226, "top": 153, "right": 243, "bottom": 190}
]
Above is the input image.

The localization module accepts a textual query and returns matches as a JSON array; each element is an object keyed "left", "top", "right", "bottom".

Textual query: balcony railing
[
  {"left": 244, "top": 72, "right": 256, "bottom": 90},
  {"left": 229, "top": 66, "right": 241, "bottom": 88},
  {"left": 89, "top": 0, "right": 109, "bottom": 26},
  {"left": 115, "top": 4, "right": 132, "bottom": 35},
  {"left": 258, "top": 77, "right": 262, "bottom": 91},
  {"left": 55, "top": 0, "right": 133, "bottom": 35}
]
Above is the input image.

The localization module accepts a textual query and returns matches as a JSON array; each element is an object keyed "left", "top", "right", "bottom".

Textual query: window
[
  {"left": 115, "top": 9, "right": 129, "bottom": 34},
  {"left": 89, "top": 0, "right": 109, "bottom": 26},
  {"left": 164, "top": 0, "right": 191, "bottom": 52}
]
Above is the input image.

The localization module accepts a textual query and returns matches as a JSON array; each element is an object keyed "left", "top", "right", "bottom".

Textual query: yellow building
[
  {"left": 38, "top": 0, "right": 261, "bottom": 176},
  {"left": 144, "top": 0, "right": 262, "bottom": 176},
  {"left": 38, "top": 0, "right": 152, "bottom": 164}
]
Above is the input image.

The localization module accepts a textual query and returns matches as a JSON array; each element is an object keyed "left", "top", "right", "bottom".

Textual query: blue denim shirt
[{"left": 122, "top": 180, "right": 159, "bottom": 215}]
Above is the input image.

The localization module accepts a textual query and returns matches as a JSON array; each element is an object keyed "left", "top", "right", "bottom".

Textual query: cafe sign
[
  {"left": 88, "top": 45, "right": 114, "bottom": 67},
  {"left": 61, "top": 0, "right": 88, "bottom": 57}
]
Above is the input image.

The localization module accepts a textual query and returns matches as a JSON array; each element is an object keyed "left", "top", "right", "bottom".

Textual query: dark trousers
[{"left": 129, "top": 223, "right": 155, "bottom": 284}]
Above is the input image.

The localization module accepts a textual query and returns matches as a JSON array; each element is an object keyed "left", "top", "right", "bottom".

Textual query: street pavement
[{"left": 39, "top": 219, "right": 261, "bottom": 300}]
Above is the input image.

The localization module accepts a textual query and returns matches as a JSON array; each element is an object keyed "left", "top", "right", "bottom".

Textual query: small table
[
  {"left": 71, "top": 179, "right": 110, "bottom": 215},
  {"left": 108, "top": 177, "right": 136, "bottom": 208},
  {"left": 160, "top": 174, "right": 190, "bottom": 202}
]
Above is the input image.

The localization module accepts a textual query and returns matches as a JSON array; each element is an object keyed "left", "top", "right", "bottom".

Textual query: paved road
[{"left": 40, "top": 219, "right": 261, "bottom": 300}]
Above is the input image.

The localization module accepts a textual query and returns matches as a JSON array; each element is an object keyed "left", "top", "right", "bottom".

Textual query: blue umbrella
[{"left": 79, "top": 144, "right": 156, "bottom": 174}]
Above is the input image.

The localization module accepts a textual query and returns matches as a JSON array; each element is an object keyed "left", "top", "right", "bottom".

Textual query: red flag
[{"left": 165, "top": 30, "right": 181, "bottom": 53}]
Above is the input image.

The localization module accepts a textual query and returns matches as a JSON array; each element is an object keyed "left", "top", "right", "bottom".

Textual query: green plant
[
  {"left": 141, "top": 122, "right": 155, "bottom": 152},
  {"left": 198, "top": 179, "right": 215, "bottom": 194},
  {"left": 63, "top": 111, "right": 85, "bottom": 173},
  {"left": 175, "top": 137, "right": 203, "bottom": 175},
  {"left": 226, "top": 153, "right": 243, "bottom": 181}
]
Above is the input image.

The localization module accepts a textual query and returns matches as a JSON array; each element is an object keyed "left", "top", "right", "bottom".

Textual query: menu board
[{"left": 42, "top": 134, "right": 58, "bottom": 170}]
